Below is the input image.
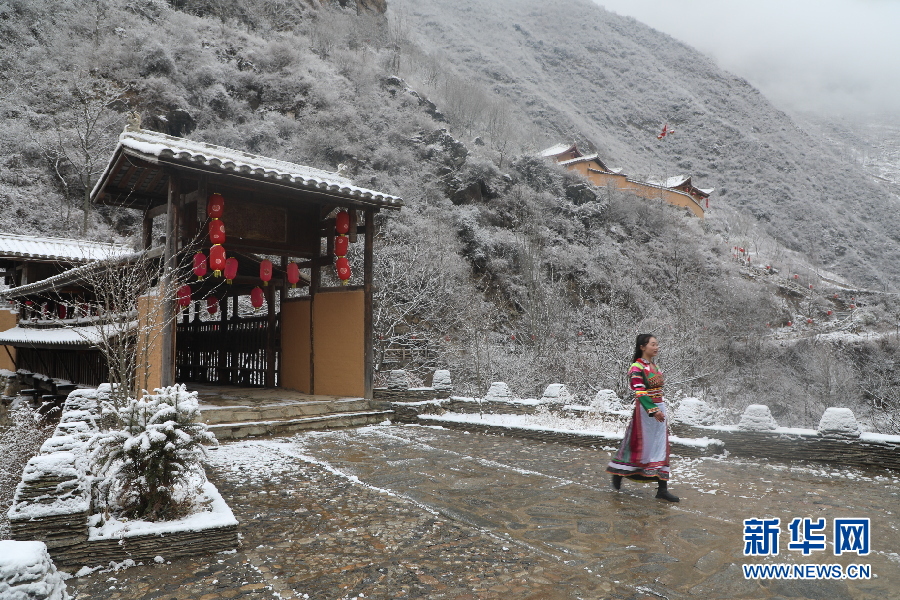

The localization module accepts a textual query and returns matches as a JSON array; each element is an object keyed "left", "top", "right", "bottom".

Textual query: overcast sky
[{"left": 593, "top": 0, "right": 900, "bottom": 119}]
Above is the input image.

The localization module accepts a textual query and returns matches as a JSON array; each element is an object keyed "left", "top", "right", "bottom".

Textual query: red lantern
[
  {"left": 287, "top": 262, "right": 300, "bottom": 288},
  {"left": 335, "top": 210, "right": 350, "bottom": 235},
  {"left": 335, "top": 257, "right": 351, "bottom": 282},
  {"left": 177, "top": 285, "right": 192, "bottom": 309},
  {"left": 807, "top": 318, "right": 813, "bottom": 324},
  {"left": 206, "top": 296, "right": 218, "bottom": 315},
  {"left": 334, "top": 235, "right": 349, "bottom": 257},
  {"left": 260, "top": 259, "right": 273, "bottom": 286},
  {"left": 207, "top": 193, "right": 224, "bottom": 219},
  {"left": 827, "top": 310, "right": 833, "bottom": 316},
  {"left": 809, "top": 284, "right": 813, "bottom": 290},
  {"left": 787, "top": 321, "right": 793, "bottom": 327},
  {"left": 209, "top": 244, "right": 226, "bottom": 276},
  {"left": 793, "top": 274, "right": 799, "bottom": 279},
  {"left": 739, "top": 247, "right": 744, "bottom": 253},
  {"left": 209, "top": 220, "right": 226, "bottom": 245},
  {"left": 58, "top": 304, "right": 67, "bottom": 320},
  {"left": 224, "top": 257, "right": 239, "bottom": 284},
  {"left": 193, "top": 252, "right": 208, "bottom": 280},
  {"left": 250, "top": 287, "right": 265, "bottom": 310},
  {"left": 850, "top": 304, "right": 856, "bottom": 309}
]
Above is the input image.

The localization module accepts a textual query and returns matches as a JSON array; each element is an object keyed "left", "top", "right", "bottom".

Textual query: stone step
[
  {"left": 208, "top": 410, "right": 393, "bottom": 440},
  {"left": 200, "top": 397, "right": 373, "bottom": 425}
]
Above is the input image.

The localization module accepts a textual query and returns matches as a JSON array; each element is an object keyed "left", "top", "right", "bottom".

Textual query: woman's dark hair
[{"left": 632, "top": 333, "right": 656, "bottom": 363}]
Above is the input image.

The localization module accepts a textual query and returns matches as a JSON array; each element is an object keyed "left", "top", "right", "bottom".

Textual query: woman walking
[{"left": 606, "top": 334, "right": 679, "bottom": 502}]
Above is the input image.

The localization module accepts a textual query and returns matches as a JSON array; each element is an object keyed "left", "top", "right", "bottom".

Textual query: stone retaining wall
[
  {"left": 391, "top": 397, "right": 543, "bottom": 423},
  {"left": 418, "top": 416, "right": 724, "bottom": 458},
  {"left": 8, "top": 387, "right": 237, "bottom": 567},
  {"left": 373, "top": 387, "right": 451, "bottom": 402},
  {"left": 672, "top": 423, "right": 900, "bottom": 470}
]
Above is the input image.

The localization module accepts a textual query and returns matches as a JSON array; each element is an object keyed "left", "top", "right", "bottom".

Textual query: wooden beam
[
  {"left": 265, "top": 283, "right": 276, "bottom": 387},
  {"left": 363, "top": 208, "right": 375, "bottom": 400},
  {"left": 160, "top": 172, "right": 180, "bottom": 387}
]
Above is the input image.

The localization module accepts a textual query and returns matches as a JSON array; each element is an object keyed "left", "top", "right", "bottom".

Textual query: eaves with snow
[
  {"left": 0, "top": 233, "right": 131, "bottom": 264},
  {"left": 91, "top": 127, "right": 403, "bottom": 210}
]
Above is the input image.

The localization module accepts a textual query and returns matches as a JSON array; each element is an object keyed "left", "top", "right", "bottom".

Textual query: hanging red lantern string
[
  {"left": 209, "top": 245, "right": 226, "bottom": 277},
  {"left": 260, "top": 259, "right": 273, "bottom": 286},
  {"left": 250, "top": 287, "right": 265, "bottom": 311},
  {"left": 224, "top": 257, "right": 239, "bottom": 284},
  {"left": 206, "top": 296, "right": 219, "bottom": 315},
  {"left": 335, "top": 257, "right": 351, "bottom": 283},
  {"left": 193, "top": 252, "right": 208, "bottom": 280},
  {"left": 335, "top": 210, "right": 350, "bottom": 235},
  {"left": 334, "top": 234, "right": 349, "bottom": 258},
  {"left": 207, "top": 193, "right": 225, "bottom": 219},
  {"left": 287, "top": 262, "right": 300, "bottom": 288},
  {"left": 334, "top": 210, "right": 352, "bottom": 283},
  {"left": 177, "top": 285, "right": 192, "bottom": 309},
  {"left": 209, "top": 220, "right": 226, "bottom": 245},
  {"left": 58, "top": 304, "right": 67, "bottom": 320}
]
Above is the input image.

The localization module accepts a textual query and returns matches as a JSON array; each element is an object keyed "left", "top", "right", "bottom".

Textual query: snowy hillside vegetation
[{"left": 0, "top": 0, "right": 898, "bottom": 431}]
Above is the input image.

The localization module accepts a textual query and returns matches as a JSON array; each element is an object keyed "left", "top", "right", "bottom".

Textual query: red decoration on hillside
[
  {"left": 207, "top": 296, "right": 218, "bottom": 315},
  {"left": 250, "top": 286, "right": 265, "bottom": 310},
  {"left": 193, "top": 252, "right": 208, "bottom": 280},
  {"left": 207, "top": 193, "right": 224, "bottom": 219},
  {"left": 177, "top": 285, "right": 192, "bottom": 308},
  {"left": 287, "top": 262, "right": 300, "bottom": 288},
  {"left": 209, "top": 244, "right": 226, "bottom": 276},
  {"left": 224, "top": 257, "right": 239, "bottom": 284},
  {"left": 335, "top": 257, "right": 351, "bottom": 282},
  {"left": 260, "top": 259, "right": 273, "bottom": 286},
  {"left": 335, "top": 210, "right": 350, "bottom": 234},
  {"left": 209, "top": 220, "right": 226, "bottom": 245}
]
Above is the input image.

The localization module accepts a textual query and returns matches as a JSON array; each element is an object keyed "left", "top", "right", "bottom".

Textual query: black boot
[
  {"left": 656, "top": 480, "right": 679, "bottom": 502},
  {"left": 611, "top": 475, "right": 623, "bottom": 490}
]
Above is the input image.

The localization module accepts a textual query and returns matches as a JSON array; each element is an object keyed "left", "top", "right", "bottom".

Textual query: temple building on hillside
[{"left": 542, "top": 143, "right": 712, "bottom": 218}]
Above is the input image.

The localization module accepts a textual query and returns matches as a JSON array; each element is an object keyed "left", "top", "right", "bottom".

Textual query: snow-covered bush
[
  {"left": 0, "top": 403, "right": 54, "bottom": 539},
  {"left": 89, "top": 385, "right": 216, "bottom": 521}
]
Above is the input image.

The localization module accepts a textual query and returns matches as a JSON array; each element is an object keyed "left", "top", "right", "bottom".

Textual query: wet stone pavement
[{"left": 69, "top": 424, "right": 900, "bottom": 599}]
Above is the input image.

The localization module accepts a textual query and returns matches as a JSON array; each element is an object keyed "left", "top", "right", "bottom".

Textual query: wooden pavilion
[{"left": 89, "top": 123, "right": 402, "bottom": 399}]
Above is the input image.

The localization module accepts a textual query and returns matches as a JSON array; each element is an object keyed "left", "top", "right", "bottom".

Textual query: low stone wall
[
  {"left": 672, "top": 423, "right": 900, "bottom": 470},
  {"left": 420, "top": 416, "right": 723, "bottom": 458},
  {"left": 373, "top": 387, "right": 451, "bottom": 402},
  {"left": 8, "top": 387, "right": 237, "bottom": 568},
  {"left": 391, "top": 397, "right": 544, "bottom": 423}
]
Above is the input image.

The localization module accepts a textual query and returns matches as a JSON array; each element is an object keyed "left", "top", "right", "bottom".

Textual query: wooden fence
[{"left": 176, "top": 315, "right": 280, "bottom": 387}]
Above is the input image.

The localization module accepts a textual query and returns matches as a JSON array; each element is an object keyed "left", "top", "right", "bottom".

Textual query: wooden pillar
[
  {"left": 218, "top": 287, "right": 229, "bottom": 384},
  {"left": 309, "top": 226, "right": 322, "bottom": 395},
  {"left": 141, "top": 213, "right": 153, "bottom": 250},
  {"left": 265, "top": 283, "right": 276, "bottom": 387},
  {"left": 160, "top": 173, "right": 180, "bottom": 388},
  {"left": 364, "top": 208, "right": 375, "bottom": 400}
]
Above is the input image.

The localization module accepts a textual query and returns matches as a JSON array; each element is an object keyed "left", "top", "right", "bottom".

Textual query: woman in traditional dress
[{"left": 606, "top": 333, "right": 679, "bottom": 502}]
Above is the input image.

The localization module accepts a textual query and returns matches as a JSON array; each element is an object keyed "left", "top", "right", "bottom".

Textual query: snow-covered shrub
[
  {"left": 0, "top": 403, "right": 54, "bottom": 539},
  {"left": 89, "top": 385, "right": 216, "bottom": 521}
]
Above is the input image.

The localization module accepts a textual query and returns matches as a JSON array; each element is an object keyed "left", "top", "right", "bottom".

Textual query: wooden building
[
  {"left": 542, "top": 143, "right": 711, "bottom": 218},
  {"left": 87, "top": 124, "right": 402, "bottom": 398},
  {"left": 0, "top": 234, "right": 130, "bottom": 375}
]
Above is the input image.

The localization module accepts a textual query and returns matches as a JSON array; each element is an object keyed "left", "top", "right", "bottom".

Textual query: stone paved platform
[{"left": 67, "top": 424, "right": 900, "bottom": 599}]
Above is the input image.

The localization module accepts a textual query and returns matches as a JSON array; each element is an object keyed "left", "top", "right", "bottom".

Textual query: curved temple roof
[{"left": 91, "top": 128, "right": 403, "bottom": 209}]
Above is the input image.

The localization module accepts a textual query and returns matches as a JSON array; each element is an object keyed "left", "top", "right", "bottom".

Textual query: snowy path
[{"left": 69, "top": 424, "right": 900, "bottom": 599}]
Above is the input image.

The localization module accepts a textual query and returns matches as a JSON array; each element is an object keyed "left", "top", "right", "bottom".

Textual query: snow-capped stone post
[
  {"left": 674, "top": 397, "right": 717, "bottom": 426},
  {"left": 0, "top": 540, "right": 71, "bottom": 600},
  {"left": 386, "top": 370, "right": 408, "bottom": 391},
  {"left": 737, "top": 404, "right": 778, "bottom": 431},
  {"left": 590, "top": 389, "right": 627, "bottom": 413},
  {"left": 540, "top": 383, "right": 572, "bottom": 405},
  {"left": 431, "top": 369, "right": 452, "bottom": 392},
  {"left": 817, "top": 407, "right": 861, "bottom": 438},
  {"left": 484, "top": 382, "right": 513, "bottom": 401}
]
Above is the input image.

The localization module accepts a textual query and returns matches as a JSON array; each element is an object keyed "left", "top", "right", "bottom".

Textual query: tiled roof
[
  {"left": 0, "top": 233, "right": 131, "bottom": 263},
  {"left": 0, "top": 320, "right": 136, "bottom": 349},
  {"left": 92, "top": 129, "right": 403, "bottom": 208},
  {"left": 540, "top": 143, "right": 580, "bottom": 158}
]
